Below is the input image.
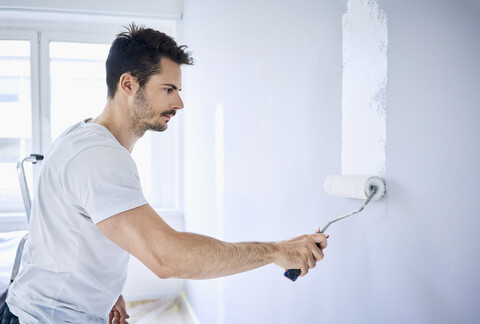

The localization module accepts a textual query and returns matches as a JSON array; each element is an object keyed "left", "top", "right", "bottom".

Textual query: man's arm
[{"left": 97, "top": 204, "right": 327, "bottom": 279}]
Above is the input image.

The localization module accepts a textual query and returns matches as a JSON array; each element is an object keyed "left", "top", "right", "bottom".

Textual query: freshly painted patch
[{"left": 341, "top": 0, "right": 387, "bottom": 176}]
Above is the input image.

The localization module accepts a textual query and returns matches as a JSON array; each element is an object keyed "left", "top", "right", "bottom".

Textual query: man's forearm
[{"left": 156, "top": 231, "right": 279, "bottom": 279}]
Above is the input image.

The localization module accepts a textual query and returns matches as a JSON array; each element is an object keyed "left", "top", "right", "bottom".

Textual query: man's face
[{"left": 131, "top": 57, "right": 183, "bottom": 136}]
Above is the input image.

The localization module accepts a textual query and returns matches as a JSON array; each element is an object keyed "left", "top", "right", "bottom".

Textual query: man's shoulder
[
  {"left": 62, "top": 121, "right": 122, "bottom": 150},
  {"left": 46, "top": 121, "right": 131, "bottom": 173}
]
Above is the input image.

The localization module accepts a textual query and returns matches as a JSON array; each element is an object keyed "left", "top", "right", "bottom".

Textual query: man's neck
[{"left": 90, "top": 100, "right": 140, "bottom": 153}]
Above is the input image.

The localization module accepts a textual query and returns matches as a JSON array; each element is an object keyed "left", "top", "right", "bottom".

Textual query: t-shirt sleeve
[{"left": 62, "top": 145, "right": 148, "bottom": 224}]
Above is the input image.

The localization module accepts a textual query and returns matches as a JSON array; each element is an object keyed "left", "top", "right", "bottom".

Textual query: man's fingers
[
  {"left": 312, "top": 244, "right": 324, "bottom": 262},
  {"left": 300, "top": 263, "right": 309, "bottom": 277},
  {"left": 117, "top": 304, "right": 128, "bottom": 318},
  {"left": 312, "top": 233, "right": 328, "bottom": 249},
  {"left": 110, "top": 309, "right": 129, "bottom": 324},
  {"left": 307, "top": 253, "right": 316, "bottom": 269},
  {"left": 112, "top": 310, "right": 119, "bottom": 323},
  {"left": 303, "top": 233, "right": 328, "bottom": 275},
  {"left": 111, "top": 295, "right": 130, "bottom": 323}
]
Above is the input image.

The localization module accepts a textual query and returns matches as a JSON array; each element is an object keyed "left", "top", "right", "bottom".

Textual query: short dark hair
[{"left": 106, "top": 22, "right": 193, "bottom": 98}]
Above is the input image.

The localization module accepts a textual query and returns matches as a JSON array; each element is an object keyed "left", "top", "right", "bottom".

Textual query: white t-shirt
[{"left": 7, "top": 120, "right": 148, "bottom": 323}]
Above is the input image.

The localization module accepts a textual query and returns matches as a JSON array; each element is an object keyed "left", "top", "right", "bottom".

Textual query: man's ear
[{"left": 118, "top": 72, "right": 138, "bottom": 96}]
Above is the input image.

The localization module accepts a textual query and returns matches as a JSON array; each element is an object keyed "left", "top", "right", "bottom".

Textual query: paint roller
[{"left": 284, "top": 175, "right": 386, "bottom": 282}]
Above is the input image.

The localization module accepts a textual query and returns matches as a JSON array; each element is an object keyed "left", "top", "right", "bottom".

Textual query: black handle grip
[
  {"left": 284, "top": 242, "right": 321, "bottom": 282},
  {"left": 284, "top": 269, "right": 302, "bottom": 281}
]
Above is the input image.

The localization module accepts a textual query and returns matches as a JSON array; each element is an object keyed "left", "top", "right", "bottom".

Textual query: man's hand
[
  {"left": 109, "top": 295, "right": 129, "bottom": 324},
  {"left": 274, "top": 233, "right": 328, "bottom": 277}
]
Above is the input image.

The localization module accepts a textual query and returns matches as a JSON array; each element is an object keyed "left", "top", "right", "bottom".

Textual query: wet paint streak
[{"left": 341, "top": 0, "right": 387, "bottom": 177}]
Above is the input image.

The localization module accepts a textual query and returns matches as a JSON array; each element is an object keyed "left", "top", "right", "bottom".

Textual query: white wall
[
  {"left": 182, "top": 0, "right": 480, "bottom": 323},
  {"left": 378, "top": 1, "right": 480, "bottom": 322}
]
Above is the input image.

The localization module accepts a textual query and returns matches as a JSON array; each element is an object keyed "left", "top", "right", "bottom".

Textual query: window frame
[
  {"left": 0, "top": 30, "right": 39, "bottom": 230},
  {"left": 0, "top": 12, "right": 184, "bottom": 230}
]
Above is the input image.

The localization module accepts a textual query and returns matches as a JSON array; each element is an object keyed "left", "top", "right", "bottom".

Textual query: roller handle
[
  {"left": 284, "top": 242, "right": 321, "bottom": 282},
  {"left": 284, "top": 269, "right": 302, "bottom": 281}
]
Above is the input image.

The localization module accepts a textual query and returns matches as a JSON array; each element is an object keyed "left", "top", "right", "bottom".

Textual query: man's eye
[{"left": 164, "top": 88, "right": 173, "bottom": 93}]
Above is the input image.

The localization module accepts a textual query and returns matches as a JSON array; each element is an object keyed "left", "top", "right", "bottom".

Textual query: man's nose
[{"left": 172, "top": 94, "right": 184, "bottom": 110}]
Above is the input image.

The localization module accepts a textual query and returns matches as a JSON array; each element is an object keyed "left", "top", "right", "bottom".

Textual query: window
[
  {"left": 0, "top": 14, "right": 181, "bottom": 230},
  {"left": 49, "top": 42, "right": 110, "bottom": 140},
  {"left": 0, "top": 40, "right": 32, "bottom": 213}
]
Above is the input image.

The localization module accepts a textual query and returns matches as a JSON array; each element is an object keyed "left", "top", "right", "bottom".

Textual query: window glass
[
  {"left": 0, "top": 40, "right": 32, "bottom": 212},
  {"left": 49, "top": 42, "right": 110, "bottom": 140}
]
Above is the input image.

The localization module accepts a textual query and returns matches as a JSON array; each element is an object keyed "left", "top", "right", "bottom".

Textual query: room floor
[{"left": 126, "top": 294, "right": 197, "bottom": 324}]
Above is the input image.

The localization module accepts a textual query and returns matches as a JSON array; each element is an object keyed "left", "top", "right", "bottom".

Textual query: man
[{"left": 1, "top": 23, "right": 328, "bottom": 323}]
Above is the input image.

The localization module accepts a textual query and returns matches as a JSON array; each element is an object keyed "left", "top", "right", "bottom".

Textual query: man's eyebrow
[{"left": 162, "top": 83, "right": 181, "bottom": 91}]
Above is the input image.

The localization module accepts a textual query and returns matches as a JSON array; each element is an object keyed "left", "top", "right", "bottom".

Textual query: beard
[{"left": 131, "top": 87, "right": 175, "bottom": 136}]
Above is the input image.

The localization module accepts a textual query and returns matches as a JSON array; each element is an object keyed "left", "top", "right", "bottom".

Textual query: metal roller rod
[
  {"left": 284, "top": 186, "right": 378, "bottom": 282},
  {"left": 319, "top": 186, "right": 377, "bottom": 234}
]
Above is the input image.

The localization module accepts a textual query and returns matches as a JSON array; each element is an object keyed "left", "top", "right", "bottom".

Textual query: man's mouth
[{"left": 162, "top": 111, "right": 176, "bottom": 121}]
